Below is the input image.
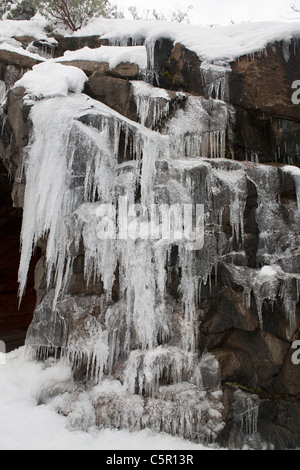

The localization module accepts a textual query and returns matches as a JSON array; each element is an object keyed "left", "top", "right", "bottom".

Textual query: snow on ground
[
  {"left": 1, "top": 17, "right": 300, "bottom": 63},
  {"left": 0, "top": 348, "right": 217, "bottom": 450}
]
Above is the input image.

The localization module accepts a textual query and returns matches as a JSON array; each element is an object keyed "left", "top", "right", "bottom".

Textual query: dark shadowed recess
[{"left": 0, "top": 160, "right": 40, "bottom": 352}]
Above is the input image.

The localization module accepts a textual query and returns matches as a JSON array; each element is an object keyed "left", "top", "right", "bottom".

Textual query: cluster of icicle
[
  {"left": 233, "top": 389, "right": 260, "bottom": 436},
  {"left": 93, "top": 379, "right": 224, "bottom": 443},
  {"left": 20, "top": 83, "right": 232, "bottom": 442},
  {"left": 18, "top": 48, "right": 300, "bottom": 443}
]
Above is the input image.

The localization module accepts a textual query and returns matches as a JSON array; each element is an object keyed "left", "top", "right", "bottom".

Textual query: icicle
[
  {"left": 282, "top": 166, "right": 300, "bottom": 209},
  {"left": 131, "top": 81, "right": 170, "bottom": 129},
  {"left": 144, "top": 40, "right": 157, "bottom": 84},
  {"left": 200, "top": 62, "right": 231, "bottom": 102},
  {"left": 234, "top": 389, "right": 260, "bottom": 435},
  {"left": 281, "top": 39, "right": 291, "bottom": 62}
]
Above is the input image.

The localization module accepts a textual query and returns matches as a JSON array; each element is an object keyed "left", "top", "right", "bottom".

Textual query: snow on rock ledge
[
  {"left": 56, "top": 45, "right": 148, "bottom": 71},
  {"left": 15, "top": 62, "right": 88, "bottom": 99},
  {"left": 72, "top": 19, "right": 300, "bottom": 63}
]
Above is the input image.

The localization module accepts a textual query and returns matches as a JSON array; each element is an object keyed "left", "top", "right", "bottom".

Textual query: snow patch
[
  {"left": 57, "top": 45, "right": 147, "bottom": 70},
  {"left": 72, "top": 19, "right": 300, "bottom": 63},
  {"left": 14, "top": 62, "right": 88, "bottom": 99},
  {"left": 0, "top": 42, "right": 46, "bottom": 61},
  {"left": 257, "top": 265, "right": 283, "bottom": 278},
  {"left": 0, "top": 15, "right": 49, "bottom": 40},
  {"left": 0, "top": 348, "right": 216, "bottom": 450}
]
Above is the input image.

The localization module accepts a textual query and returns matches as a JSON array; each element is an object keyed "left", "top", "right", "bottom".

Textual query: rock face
[
  {"left": 1, "top": 32, "right": 300, "bottom": 449},
  {"left": 0, "top": 47, "right": 42, "bottom": 88}
]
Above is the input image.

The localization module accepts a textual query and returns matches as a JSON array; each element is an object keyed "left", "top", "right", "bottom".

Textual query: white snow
[
  {"left": 0, "top": 37, "right": 23, "bottom": 48},
  {"left": 0, "top": 42, "right": 45, "bottom": 62},
  {"left": 283, "top": 165, "right": 300, "bottom": 177},
  {"left": 0, "top": 15, "right": 49, "bottom": 40},
  {"left": 0, "top": 348, "right": 217, "bottom": 450},
  {"left": 1, "top": 17, "right": 300, "bottom": 63},
  {"left": 57, "top": 45, "right": 148, "bottom": 70},
  {"left": 2, "top": 14, "right": 300, "bottom": 451},
  {"left": 131, "top": 80, "right": 170, "bottom": 99},
  {"left": 15, "top": 62, "right": 88, "bottom": 98},
  {"left": 257, "top": 265, "right": 282, "bottom": 278},
  {"left": 72, "top": 18, "right": 300, "bottom": 63}
]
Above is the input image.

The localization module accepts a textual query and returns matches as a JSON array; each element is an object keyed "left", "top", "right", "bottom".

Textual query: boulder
[
  {"left": 85, "top": 74, "right": 137, "bottom": 120},
  {"left": 212, "top": 330, "right": 290, "bottom": 392},
  {"left": 229, "top": 41, "right": 300, "bottom": 121}
]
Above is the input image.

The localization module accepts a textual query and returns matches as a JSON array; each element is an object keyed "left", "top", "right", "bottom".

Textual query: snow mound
[
  {"left": 57, "top": 45, "right": 148, "bottom": 70},
  {"left": 0, "top": 348, "right": 216, "bottom": 450},
  {"left": 257, "top": 265, "right": 283, "bottom": 278},
  {"left": 0, "top": 15, "right": 49, "bottom": 40},
  {"left": 14, "top": 62, "right": 88, "bottom": 99}
]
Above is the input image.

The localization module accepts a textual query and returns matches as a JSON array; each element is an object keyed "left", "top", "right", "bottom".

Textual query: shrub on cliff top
[{"left": 37, "top": 0, "right": 117, "bottom": 31}]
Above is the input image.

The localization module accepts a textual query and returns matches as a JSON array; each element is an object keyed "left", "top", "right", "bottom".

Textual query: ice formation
[
  {"left": 131, "top": 81, "right": 171, "bottom": 128},
  {"left": 12, "top": 26, "right": 300, "bottom": 444},
  {"left": 0, "top": 80, "right": 5, "bottom": 105},
  {"left": 200, "top": 62, "right": 231, "bottom": 101}
]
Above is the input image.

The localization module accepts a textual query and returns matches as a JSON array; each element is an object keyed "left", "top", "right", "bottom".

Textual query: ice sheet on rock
[
  {"left": 247, "top": 165, "right": 300, "bottom": 288},
  {"left": 209, "top": 168, "right": 247, "bottom": 242},
  {"left": 67, "top": 315, "right": 109, "bottom": 383},
  {"left": 124, "top": 347, "right": 200, "bottom": 397},
  {"left": 26, "top": 39, "right": 56, "bottom": 60},
  {"left": 18, "top": 68, "right": 300, "bottom": 445},
  {"left": 149, "top": 384, "right": 224, "bottom": 443},
  {"left": 225, "top": 263, "right": 300, "bottom": 330},
  {"left": 91, "top": 378, "right": 224, "bottom": 443},
  {"left": 124, "top": 348, "right": 222, "bottom": 400},
  {"left": 18, "top": 93, "right": 165, "bottom": 307},
  {"left": 161, "top": 95, "right": 234, "bottom": 159},
  {"left": 131, "top": 81, "right": 171, "bottom": 128},
  {"left": 200, "top": 62, "right": 231, "bottom": 101},
  {"left": 0, "top": 80, "right": 6, "bottom": 105},
  {"left": 25, "top": 291, "right": 111, "bottom": 383},
  {"left": 282, "top": 165, "right": 300, "bottom": 208},
  {"left": 233, "top": 389, "right": 260, "bottom": 436}
]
